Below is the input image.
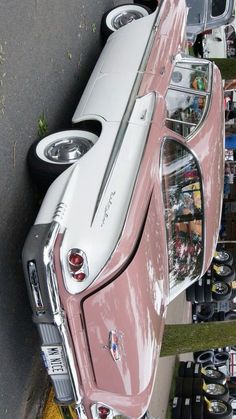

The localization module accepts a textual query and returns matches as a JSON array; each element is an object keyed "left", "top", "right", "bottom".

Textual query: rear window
[
  {"left": 166, "top": 61, "right": 210, "bottom": 138},
  {"left": 186, "top": 0, "right": 205, "bottom": 25},
  {"left": 212, "top": 0, "right": 227, "bottom": 17},
  {"left": 161, "top": 139, "right": 204, "bottom": 292}
]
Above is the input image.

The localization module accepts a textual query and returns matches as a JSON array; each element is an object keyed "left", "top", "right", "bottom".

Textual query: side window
[
  {"left": 171, "top": 63, "right": 209, "bottom": 90},
  {"left": 212, "top": 0, "right": 227, "bottom": 17},
  {"left": 166, "top": 62, "right": 210, "bottom": 138}
]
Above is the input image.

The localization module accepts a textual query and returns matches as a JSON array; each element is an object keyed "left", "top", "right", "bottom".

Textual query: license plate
[{"left": 41, "top": 345, "right": 68, "bottom": 375}]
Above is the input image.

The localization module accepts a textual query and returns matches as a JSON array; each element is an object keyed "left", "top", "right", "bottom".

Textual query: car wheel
[
  {"left": 225, "top": 311, "right": 236, "bottom": 320},
  {"left": 101, "top": 4, "right": 151, "bottom": 40},
  {"left": 204, "top": 399, "right": 233, "bottom": 419},
  {"left": 214, "top": 352, "right": 230, "bottom": 367},
  {"left": 178, "top": 361, "right": 187, "bottom": 377},
  {"left": 204, "top": 278, "right": 213, "bottom": 302},
  {"left": 212, "top": 264, "right": 235, "bottom": 283},
  {"left": 213, "top": 250, "right": 233, "bottom": 266},
  {"left": 192, "top": 377, "right": 204, "bottom": 395},
  {"left": 202, "top": 368, "right": 226, "bottom": 385},
  {"left": 186, "top": 283, "right": 196, "bottom": 302},
  {"left": 211, "top": 282, "right": 232, "bottom": 301},
  {"left": 195, "top": 280, "right": 205, "bottom": 303},
  {"left": 193, "top": 363, "right": 202, "bottom": 378},
  {"left": 192, "top": 395, "right": 204, "bottom": 419},
  {"left": 197, "top": 303, "right": 215, "bottom": 321},
  {"left": 28, "top": 130, "right": 98, "bottom": 187},
  {"left": 182, "top": 377, "right": 193, "bottom": 397},
  {"left": 175, "top": 377, "right": 184, "bottom": 397},
  {"left": 196, "top": 350, "right": 214, "bottom": 365},
  {"left": 203, "top": 383, "right": 229, "bottom": 402},
  {"left": 172, "top": 396, "right": 182, "bottom": 419},
  {"left": 181, "top": 398, "right": 192, "bottom": 419},
  {"left": 184, "top": 361, "right": 194, "bottom": 377}
]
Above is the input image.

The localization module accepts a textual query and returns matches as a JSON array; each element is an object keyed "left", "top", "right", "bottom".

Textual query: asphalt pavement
[{"left": 0, "top": 1, "right": 117, "bottom": 417}]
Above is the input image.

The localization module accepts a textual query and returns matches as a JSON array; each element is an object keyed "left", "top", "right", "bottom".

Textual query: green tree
[
  {"left": 161, "top": 320, "right": 236, "bottom": 357},
  {"left": 210, "top": 58, "right": 236, "bottom": 80}
]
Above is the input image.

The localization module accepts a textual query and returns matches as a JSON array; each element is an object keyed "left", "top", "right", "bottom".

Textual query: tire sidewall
[
  {"left": 101, "top": 3, "right": 151, "bottom": 39},
  {"left": 213, "top": 264, "right": 235, "bottom": 283},
  {"left": 28, "top": 130, "right": 97, "bottom": 187},
  {"left": 212, "top": 282, "right": 232, "bottom": 301},
  {"left": 35, "top": 130, "right": 97, "bottom": 164}
]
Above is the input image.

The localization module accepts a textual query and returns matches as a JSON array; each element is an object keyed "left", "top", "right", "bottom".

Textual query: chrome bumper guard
[{"left": 43, "top": 221, "right": 87, "bottom": 419}]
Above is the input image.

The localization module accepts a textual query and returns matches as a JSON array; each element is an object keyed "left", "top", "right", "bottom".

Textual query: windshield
[{"left": 161, "top": 139, "right": 204, "bottom": 291}]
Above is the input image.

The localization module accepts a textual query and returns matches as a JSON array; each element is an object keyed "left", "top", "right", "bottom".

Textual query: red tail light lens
[
  {"left": 73, "top": 272, "right": 86, "bottom": 282},
  {"left": 98, "top": 406, "right": 110, "bottom": 419},
  {"left": 67, "top": 248, "right": 88, "bottom": 282},
  {"left": 68, "top": 251, "right": 84, "bottom": 270}
]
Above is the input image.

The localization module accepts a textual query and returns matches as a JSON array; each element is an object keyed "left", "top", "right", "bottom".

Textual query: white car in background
[{"left": 203, "top": 16, "right": 236, "bottom": 58}]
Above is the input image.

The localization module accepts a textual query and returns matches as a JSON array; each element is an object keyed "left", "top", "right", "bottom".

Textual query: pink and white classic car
[{"left": 22, "top": 1, "right": 224, "bottom": 418}]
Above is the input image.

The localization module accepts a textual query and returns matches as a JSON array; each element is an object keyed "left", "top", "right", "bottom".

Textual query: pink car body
[{"left": 22, "top": 1, "right": 224, "bottom": 418}]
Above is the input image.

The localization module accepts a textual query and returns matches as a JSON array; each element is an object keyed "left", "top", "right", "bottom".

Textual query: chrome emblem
[{"left": 108, "top": 330, "right": 123, "bottom": 361}]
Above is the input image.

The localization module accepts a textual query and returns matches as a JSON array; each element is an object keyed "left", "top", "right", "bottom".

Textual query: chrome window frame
[
  {"left": 166, "top": 57, "right": 213, "bottom": 141},
  {"left": 160, "top": 137, "right": 205, "bottom": 301}
]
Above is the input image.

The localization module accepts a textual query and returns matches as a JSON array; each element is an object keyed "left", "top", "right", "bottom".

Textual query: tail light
[
  {"left": 67, "top": 249, "right": 88, "bottom": 282},
  {"left": 91, "top": 402, "right": 128, "bottom": 418},
  {"left": 91, "top": 403, "right": 113, "bottom": 418},
  {"left": 68, "top": 251, "right": 84, "bottom": 270},
  {"left": 98, "top": 406, "right": 110, "bottom": 419}
]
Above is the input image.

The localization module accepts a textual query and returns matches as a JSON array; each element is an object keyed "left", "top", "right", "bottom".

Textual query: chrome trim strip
[
  {"left": 169, "top": 84, "right": 209, "bottom": 96},
  {"left": 91, "top": 6, "right": 162, "bottom": 225},
  {"left": 43, "top": 221, "right": 86, "bottom": 418},
  {"left": 166, "top": 117, "right": 197, "bottom": 127}
]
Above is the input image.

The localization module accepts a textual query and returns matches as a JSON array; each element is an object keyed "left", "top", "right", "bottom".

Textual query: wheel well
[{"left": 73, "top": 119, "right": 102, "bottom": 137}]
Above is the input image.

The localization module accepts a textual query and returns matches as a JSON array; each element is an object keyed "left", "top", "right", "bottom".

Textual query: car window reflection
[
  {"left": 165, "top": 61, "right": 210, "bottom": 138},
  {"left": 161, "top": 139, "right": 203, "bottom": 289}
]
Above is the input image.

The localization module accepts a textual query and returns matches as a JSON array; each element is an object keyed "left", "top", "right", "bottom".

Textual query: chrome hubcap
[
  {"left": 112, "top": 10, "right": 144, "bottom": 29},
  {"left": 208, "top": 400, "right": 227, "bottom": 414},
  {"left": 215, "top": 251, "right": 230, "bottom": 262},
  {"left": 206, "top": 383, "right": 225, "bottom": 395},
  {"left": 205, "top": 369, "right": 220, "bottom": 378},
  {"left": 213, "top": 282, "right": 228, "bottom": 295},
  {"left": 45, "top": 137, "right": 93, "bottom": 163},
  {"left": 217, "top": 265, "right": 231, "bottom": 276}
]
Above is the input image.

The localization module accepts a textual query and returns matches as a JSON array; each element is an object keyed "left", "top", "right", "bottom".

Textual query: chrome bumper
[{"left": 42, "top": 221, "right": 87, "bottom": 419}]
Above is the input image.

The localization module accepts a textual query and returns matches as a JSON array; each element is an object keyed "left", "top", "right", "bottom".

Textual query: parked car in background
[
  {"left": 22, "top": 1, "right": 225, "bottom": 418},
  {"left": 186, "top": 0, "right": 235, "bottom": 43},
  {"left": 203, "top": 16, "right": 236, "bottom": 59},
  {"left": 134, "top": 0, "right": 235, "bottom": 44}
]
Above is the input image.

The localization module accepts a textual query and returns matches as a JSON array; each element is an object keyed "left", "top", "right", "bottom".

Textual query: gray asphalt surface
[{"left": 0, "top": 1, "right": 116, "bottom": 417}]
